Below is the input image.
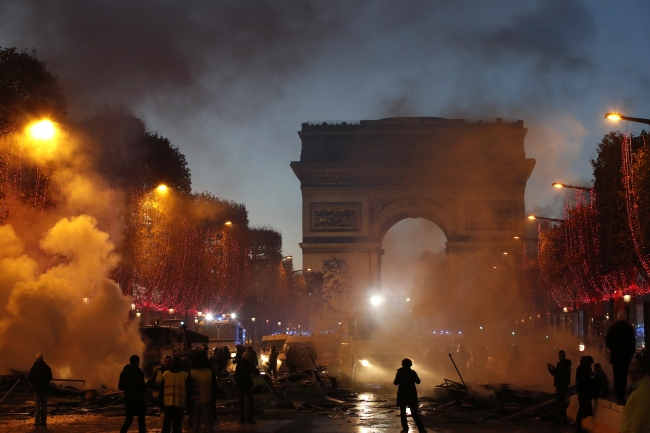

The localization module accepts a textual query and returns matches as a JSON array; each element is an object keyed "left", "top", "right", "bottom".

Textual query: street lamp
[
  {"left": 168, "top": 308, "right": 175, "bottom": 315},
  {"left": 156, "top": 184, "right": 169, "bottom": 194},
  {"left": 605, "top": 112, "right": 650, "bottom": 126},
  {"left": 291, "top": 268, "right": 312, "bottom": 274},
  {"left": 527, "top": 214, "right": 564, "bottom": 223},
  {"left": 224, "top": 221, "right": 233, "bottom": 227},
  {"left": 552, "top": 182, "right": 592, "bottom": 192},
  {"left": 28, "top": 120, "right": 56, "bottom": 140},
  {"left": 370, "top": 296, "right": 384, "bottom": 306},
  {"left": 623, "top": 294, "right": 632, "bottom": 319},
  {"left": 513, "top": 236, "right": 538, "bottom": 241}
]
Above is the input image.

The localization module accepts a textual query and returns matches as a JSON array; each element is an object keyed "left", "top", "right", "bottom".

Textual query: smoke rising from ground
[
  {"left": 382, "top": 219, "right": 590, "bottom": 389},
  {"left": 0, "top": 217, "right": 143, "bottom": 389}
]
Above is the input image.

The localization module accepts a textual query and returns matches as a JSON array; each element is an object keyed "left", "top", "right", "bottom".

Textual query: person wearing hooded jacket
[
  {"left": 118, "top": 354, "right": 147, "bottom": 433},
  {"left": 575, "top": 355, "right": 595, "bottom": 433},
  {"left": 28, "top": 354, "right": 52, "bottom": 427},
  {"left": 393, "top": 358, "right": 426, "bottom": 433}
]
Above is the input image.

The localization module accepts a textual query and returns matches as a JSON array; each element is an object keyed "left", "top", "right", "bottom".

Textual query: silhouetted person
[
  {"left": 547, "top": 349, "right": 572, "bottom": 425},
  {"left": 455, "top": 344, "right": 469, "bottom": 378},
  {"left": 189, "top": 352, "right": 217, "bottom": 433},
  {"left": 28, "top": 354, "right": 52, "bottom": 427},
  {"left": 147, "top": 355, "right": 171, "bottom": 409},
  {"left": 621, "top": 359, "right": 650, "bottom": 433},
  {"left": 268, "top": 346, "right": 279, "bottom": 378},
  {"left": 233, "top": 345, "right": 245, "bottom": 366},
  {"left": 235, "top": 352, "right": 256, "bottom": 425},
  {"left": 246, "top": 345, "right": 259, "bottom": 367},
  {"left": 593, "top": 363, "right": 609, "bottom": 399},
  {"left": 160, "top": 356, "right": 191, "bottom": 433},
  {"left": 285, "top": 345, "right": 299, "bottom": 373},
  {"left": 118, "top": 354, "right": 147, "bottom": 433},
  {"left": 393, "top": 358, "right": 426, "bottom": 433},
  {"left": 472, "top": 344, "right": 488, "bottom": 380},
  {"left": 575, "top": 355, "right": 595, "bottom": 433},
  {"left": 606, "top": 311, "right": 636, "bottom": 404}
]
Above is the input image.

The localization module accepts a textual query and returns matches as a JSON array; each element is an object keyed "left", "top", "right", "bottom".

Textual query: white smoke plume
[{"left": 0, "top": 216, "right": 143, "bottom": 389}]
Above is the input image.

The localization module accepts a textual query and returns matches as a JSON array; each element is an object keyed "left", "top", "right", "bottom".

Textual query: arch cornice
[{"left": 370, "top": 196, "right": 458, "bottom": 242}]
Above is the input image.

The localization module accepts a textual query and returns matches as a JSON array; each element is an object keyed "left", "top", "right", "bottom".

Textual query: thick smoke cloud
[
  {"left": 4, "top": 1, "right": 650, "bottom": 263},
  {"left": 0, "top": 217, "right": 143, "bottom": 389}
]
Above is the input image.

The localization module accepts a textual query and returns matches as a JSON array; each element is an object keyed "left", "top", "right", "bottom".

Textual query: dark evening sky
[{"left": 2, "top": 1, "right": 649, "bottom": 265}]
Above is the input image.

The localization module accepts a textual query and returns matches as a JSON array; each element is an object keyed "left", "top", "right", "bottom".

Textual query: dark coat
[
  {"left": 235, "top": 359, "right": 255, "bottom": 389},
  {"left": 548, "top": 358, "right": 572, "bottom": 388},
  {"left": 393, "top": 367, "right": 420, "bottom": 403},
  {"left": 575, "top": 363, "right": 595, "bottom": 417},
  {"left": 605, "top": 320, "right": 636, "bottom": 365},
  {"left": 28, "top": 359, "right": 52, "bottom": 392},
  {"left": 118, "top": 364, "right": 146, "bottom": 406},
  {"left": 269, "top": 350, "right": 279, "bottom": 367}
]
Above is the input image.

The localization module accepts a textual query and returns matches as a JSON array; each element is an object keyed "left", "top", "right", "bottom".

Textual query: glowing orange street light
[
  {"left": 224, "top": 221, "right": 233, "bottom": 227},
  {"left": 156, "top": 184, "right": 169, "bottom": 193},
  {"left": 29, "top": 120, "right": 56, "bottom": 140},
  {"left": 552, "top": 182, "right": 591, "bottom": 192},
  {"left": 605, "top": 112, "right": 650, "bottom": 126},
  {"left": 527, "top": 214, "right": 564, "bottom": 223}
]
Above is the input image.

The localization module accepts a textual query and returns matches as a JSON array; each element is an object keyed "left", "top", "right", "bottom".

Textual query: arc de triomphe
[{"left": 291, "top": 117, "right": 535, "bottom": 329}]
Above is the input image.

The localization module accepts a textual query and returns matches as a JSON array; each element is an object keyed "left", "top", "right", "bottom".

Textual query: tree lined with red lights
[
  {"left": 0, "top": 47, "right": 288, "bottom": 317},
  {"left": 535, "top": 131, "right": 650, "bottom": 310}
]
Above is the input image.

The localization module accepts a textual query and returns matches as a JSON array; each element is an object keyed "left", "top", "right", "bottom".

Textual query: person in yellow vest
[
  {"left": 189, "top": 352, "right": 218, "bottom": 433},
  {"left": 160, "top": 356, "right": 192, "bottom": 433},
  {"left": 147, "top": 355, "right": 171, "bottom": 408},
  {"left": 620, "top": 359, "right": 650, "bottom": 433}
]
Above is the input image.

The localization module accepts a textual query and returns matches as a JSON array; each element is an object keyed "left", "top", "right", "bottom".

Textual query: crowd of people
[
  {"left": 26, "top": 343, "right": 262, "bottom": 432},
  {"left": 547, "top": 311, "right": 650, "bottom": 433},
  {"left": 24, "top": 311, "right": 650, "bottom": 432}
]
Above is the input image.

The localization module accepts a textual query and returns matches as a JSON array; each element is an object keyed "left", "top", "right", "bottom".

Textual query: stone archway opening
[{"left": 381, "top": 218, "right": 446, "bottom": 296}]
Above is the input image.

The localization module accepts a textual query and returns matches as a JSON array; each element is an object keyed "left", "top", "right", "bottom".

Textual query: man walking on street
[
  {"left": 547, "top": 349, "right": 572, "bottom": 425},
  {"left": 620, "top": 359, "right": 650, "bottom": 433},
  {"left": 28, "top": 354, "right": 52, "bottom": 427},
  {"left": 118, "top": 355, "right": 147, "bottom": 433},
  {"left": 189, "top": 352, "right": 218, "bottom": 433},
  {"left": 235, "top": 352, "right": 256, "bottom": 425},
  {"left": 606, "top": 311, "right": 636, "bottom": 404},
  {"left": 393, "top": 358, "right": 427, "bottom": 433},
  {"left": 160, "top": 356, "right": 191, "bottom": 433}
]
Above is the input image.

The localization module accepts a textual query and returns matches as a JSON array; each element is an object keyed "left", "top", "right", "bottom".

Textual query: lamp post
[
  {"left": 552, "top": 182, "right": 592, "bottom": 192},
  {"left": 623, "top": 294, "right": 631, "bottom": 319},
  {"left": 251, "top": 317, "right": 256, "bottom": 347},
  {"left": 605, "top": 113, "right": 650, "bottom": 126},
  {"left": 527, "top": 214, "right": 564, "bottom": 223}
]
